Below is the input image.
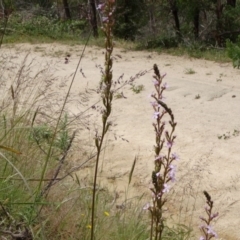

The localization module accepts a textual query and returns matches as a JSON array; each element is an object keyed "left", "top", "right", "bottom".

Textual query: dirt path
[{"left": 1, "top": 43, "right": 240, "bottom": 239}]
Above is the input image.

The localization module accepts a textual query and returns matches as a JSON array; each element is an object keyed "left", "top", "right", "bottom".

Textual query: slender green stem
[
  {"left": 90, "top": 1, "right": 115, "bottom": 239},
  {"left": 90, "top": 124, "right": 107, "bottom": 239}
]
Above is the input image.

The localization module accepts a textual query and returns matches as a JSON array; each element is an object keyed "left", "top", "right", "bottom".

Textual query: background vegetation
[
  {"left": 1, "top": 0, "right": 240, "bottom": 64},
  {"left": 0, "top": 0, "right": 240, "bottom": 46}
]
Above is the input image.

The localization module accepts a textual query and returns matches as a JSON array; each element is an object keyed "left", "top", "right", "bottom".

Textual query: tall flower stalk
[
  {"left": 144, "top": 64, "right": 178, "bottom": 240},
  {"left": 199, "top": 191, "right": 219, "bottom": 240},
  {"left": 90, "top": 1, "right": 115, "bottom": 240}
]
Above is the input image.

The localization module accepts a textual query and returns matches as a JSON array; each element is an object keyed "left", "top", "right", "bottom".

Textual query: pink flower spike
[
  {"left": 156, "top": 172, "right": 161, "bottom": 177},
  {"left": 199, "top": 237, "right": 205, "bottom": 240}
]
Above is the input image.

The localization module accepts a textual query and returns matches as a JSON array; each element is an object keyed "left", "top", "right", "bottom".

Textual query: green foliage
[
  {"left": 185, "top": 68, "right": 196, "bottom": 74},
  {"left": 2, "top": 0, "right": 15, "bottom": 10},
  {"left": 226, "top": 37, "right": 240, "bottom": 68},
  {"left": 56, "top": 114, "right": 70, "bottom": 152},
  {"left": 113, "top": 0, "right": 147, "bottom": 40},
  {"left": 218, "top": 129, "right": 240, "bottom": 140},
  {"left": 220, "top": 4, "right": 240, "bottom": 42},
  {"left": 18, "top": 0, "right": 53, "bottom": 8},
  {"left": 0, "top": 115, "right": 49, "bottom": 233},
  {"left": 30, "top": 114, "right": 70, "bottom": 152},
  {"left": 162, "top": 224, "right": 193, "bottom": 240},
  {"left": 143, "top": 36, "right": 179, "bottom": 49},
  {"left": 31, "top": 125, "right": 53, "bottom": 144},
  {"left": 5, "top": 13, "right": 86, "bottom": 41},
  {"left": 130, "top": 84, "right": 145, "bottom": 94}
]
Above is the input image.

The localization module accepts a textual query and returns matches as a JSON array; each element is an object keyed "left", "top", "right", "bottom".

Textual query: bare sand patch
[{"left": 1, "top": 43, "right": 240, "bottom": 239}]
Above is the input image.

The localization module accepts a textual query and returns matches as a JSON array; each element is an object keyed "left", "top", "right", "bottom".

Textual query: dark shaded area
[{"left": 62, "top": 0, "right": 72, "bottom": 19}]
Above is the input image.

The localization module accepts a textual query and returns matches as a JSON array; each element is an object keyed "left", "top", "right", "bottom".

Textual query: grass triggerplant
[
  {"left": 199, "top": 191, "right": 218, "bottom": 240},
  {"left": 144, "top": 64, "right": 178, "bottom": 240}
]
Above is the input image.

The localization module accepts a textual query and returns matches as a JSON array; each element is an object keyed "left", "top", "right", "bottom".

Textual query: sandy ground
[{"left": 1, "top": 43, "right": 240, "bottom": 239}]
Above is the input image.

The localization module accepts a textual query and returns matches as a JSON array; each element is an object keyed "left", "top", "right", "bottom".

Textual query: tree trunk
[
  {"left": 62, "top": 0, "right": 71, "bottom": 20},
  {"left": 169, "top": 0, "right": 181, "bottom": 39},
  {"left": 148, "top": 0, "right": 156, "bottom": 35},
  {"left": 89, "top": 0, "right": 98, "bottom": 38},
  {"left": 214, "top": 0, "right": 224, "bottom": 46},
  {"left": 215, "top": 0, "right": 224, "bottom": 32},
  {"left": 193, "top": 7, "right": 200, "bottom": 40}
]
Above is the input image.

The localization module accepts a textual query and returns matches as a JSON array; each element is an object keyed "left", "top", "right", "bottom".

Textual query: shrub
[{"left": 226, "top": 37, "right": 240, "bottom": 68}]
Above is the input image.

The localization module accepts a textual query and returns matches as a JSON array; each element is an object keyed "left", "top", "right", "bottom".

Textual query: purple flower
[
  {"left": 210, "top": 212, "right": 219, "bottom": 220},
  {"left": 156, "top": 171, "right": 161, "bottom": 177},
  {"left": 162, "top": 82, "right": 168, "bottom": 89},
  {"left": 102, "top": 17, "right": 109, "bottom": 23},
  {"left": 153, "top": 79, "right": 159, "bottom": 86},
  {"left": 155, "top": 155, "right": 163, "bottom": 161},
  {"left": 151, "top": 101, "right": 160, "bottom": 111},
  {"left": 162, "top": 73, "right": 167, "bottom": 78},
  {"left": 162, "top": 183, "right": 170, "bottom": 193},
  {"left": 143, "top": 203, "right": 151, "bottom": 210},
  {"left": 166, "top": 141, "right": 173, "bottom": 148},
  {"left": 157, "top": 192, "right": 163, "bottom": 199},
  {"left": 205, "top": 206, "right": 210, "bottom": 211},
  {"left": 199, "top": 237, "right": 205, "bottom": 240},
  {"left": 151, "top": 192, "right": 156, "bottom": 200},
  {"left": 97, "top": 4, "right": 105, "bottom": 10},
  {"left": 169, "top": 164, "right": 176, "bottom": 182},
  {"left": 150, "top": 92, "right": 156, "bottom": 98},
  {"left": 153, "top": 111, "right": 160, "bottom": 119},
  {"left": 206, "top": 225, "right": 217, "bottom": 237},
  {"left": 172, "top": 152, "right": 179, "bottom": 161},
  {"left": 150, "top": 101, "right": 156, "bottom": 107}
]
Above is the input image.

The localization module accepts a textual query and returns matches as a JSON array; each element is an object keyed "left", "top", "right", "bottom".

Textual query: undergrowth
[{"left": 0, "top": 8, "right": 231, "bottom": 63}]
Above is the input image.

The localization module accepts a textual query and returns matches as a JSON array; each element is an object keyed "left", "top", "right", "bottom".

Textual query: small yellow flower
[
  {"left": 86, "top": 224, "right": 92, "bottom": 229},
  {"left": 104, "top": 211, "right": 110, "bottom": 217}
]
